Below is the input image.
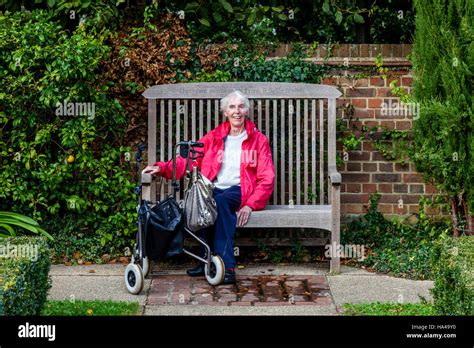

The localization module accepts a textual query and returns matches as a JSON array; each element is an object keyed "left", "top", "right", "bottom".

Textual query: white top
[{"left": 214, "top": 130, "right": 247, "bottom": 189}]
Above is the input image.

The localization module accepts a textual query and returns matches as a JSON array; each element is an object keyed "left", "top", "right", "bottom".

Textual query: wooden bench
[{"left": 141, "top": 82, "right": 342, "bottom": 274}]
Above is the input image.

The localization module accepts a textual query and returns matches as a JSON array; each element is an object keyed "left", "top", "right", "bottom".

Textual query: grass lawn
[
  {"left": 342, "top": 302, "right": 436, "bottom": 316},
  {"left": 41, "top": 300, "right": 141, "bottom": 316}
]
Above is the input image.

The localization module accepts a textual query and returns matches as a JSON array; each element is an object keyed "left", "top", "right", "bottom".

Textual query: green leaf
[
  {"left": 278, "top": 13, "right": 287, "bottom": 21},
  {"left": 47, "top": 0, "right": 56, "bottom": 7},
  {"left": 353, "top": 13, "right": 365, "bottom": 24},
  {"left": 272, "top": 6, "right": 284, "bottom": 13},
  {"left": 247, "top": 11, "right": 256, "bottom": 26},
  {"left": 218, "top": 0, "right": 233, "bottom": 13},
  {"left": 0, "top": 212, "right": 38, "bottom": 226},
  {"left": 0, "top": 223, "right": 15, "bottom": 236},
  {"left": 213, "top": 12, "right": 223, "bottom": 24},
  {"left": 185, "top": 2, "right": 200, "bottom": 11},
  {"left": 335, "top": 11, "right": 343, "bottom": 25},
  {"left": 322, "top": 0, "right": 330, "bottom": 13},
  {"left": 198, "top": 18, "right": 211, "bottom": 27}
]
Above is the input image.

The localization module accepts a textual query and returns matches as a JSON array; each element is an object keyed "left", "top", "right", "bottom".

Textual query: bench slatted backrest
[{"left": 143, "top": 82, "right": 341, "bottom": 206}]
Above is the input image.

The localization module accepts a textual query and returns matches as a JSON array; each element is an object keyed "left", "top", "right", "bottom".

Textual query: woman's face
[{"left": 224, "top": 96, "right": 247, "bottom": 129}]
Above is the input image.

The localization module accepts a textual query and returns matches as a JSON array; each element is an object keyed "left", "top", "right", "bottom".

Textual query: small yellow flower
[{"left": 86, "top": 308, "right": 93, "bottom": 316}]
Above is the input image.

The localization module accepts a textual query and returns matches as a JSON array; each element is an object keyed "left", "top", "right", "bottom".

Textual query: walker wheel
[
  {"left": 125, "top": 263, "right": 144, "bottom": 295},
  {"left": 204, "top": 255, "right": 225, "bottom": 286},
  {"left": 132, "top": 245, "right": 150, "bottom": 278}
]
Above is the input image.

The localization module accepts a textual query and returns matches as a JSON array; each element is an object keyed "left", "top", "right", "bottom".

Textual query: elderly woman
[{"left": 142, "top": 91, "right": 275, "bottom": 284}]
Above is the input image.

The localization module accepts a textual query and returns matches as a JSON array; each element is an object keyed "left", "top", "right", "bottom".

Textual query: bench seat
[{"left": 242, "top": 205, "right": 332, "bottom": 229}]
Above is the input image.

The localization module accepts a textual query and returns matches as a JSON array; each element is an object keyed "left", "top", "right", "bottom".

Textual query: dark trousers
[{"left": 199, "top": 185, "right": 241, "bottom": 269}]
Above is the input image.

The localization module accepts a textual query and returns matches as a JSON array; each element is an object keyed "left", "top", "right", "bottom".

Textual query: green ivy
[{"left": 342, "top": 193, "right": 451, "bottom": 279}]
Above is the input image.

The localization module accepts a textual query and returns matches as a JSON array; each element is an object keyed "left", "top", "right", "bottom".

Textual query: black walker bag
[{"left": 142, "top": 196, "right": 183, "bottom": 260}]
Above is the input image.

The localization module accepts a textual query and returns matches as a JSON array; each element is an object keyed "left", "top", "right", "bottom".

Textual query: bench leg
[{"left": 330, "top": 184, "right": 341, "bottom": 274}]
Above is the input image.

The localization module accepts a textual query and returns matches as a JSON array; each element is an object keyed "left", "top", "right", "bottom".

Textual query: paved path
[{"left": 48, "top": 263, "right": 434, "bottom": 315}]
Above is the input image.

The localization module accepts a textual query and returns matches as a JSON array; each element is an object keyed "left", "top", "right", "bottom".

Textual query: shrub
[
  {"left": 411, "top": 0, "right": 474, "bottom": 235},
  {"left": 0, "top": 237, "right": 52, "bottom": 315},
  {"left": 342, "top": 193, "right": 451, "bottom": 279},
  {"left": 431, "top": 235, "right": 474, "bottom": 315},
  {"left": 0, "top": 10, "right": 137, "bottom": 251}
]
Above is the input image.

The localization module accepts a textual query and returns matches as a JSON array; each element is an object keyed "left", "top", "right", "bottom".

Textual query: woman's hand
[
  {"left": 237, "top": 205, "right": 253, "bottom": 227},
  {"left": 142, "top": 165, "right": 160, "bottom": 176}
]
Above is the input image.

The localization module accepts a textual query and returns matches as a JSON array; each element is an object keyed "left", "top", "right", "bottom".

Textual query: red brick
[
  {"left": 322, "top": 77, "right": 338, "bottom": 85},
  {"left": 348, "top": 151, "right": 370, "bottom": 161},
  {"left": 386, "top": 77, "right": 399, "bottom": 87},
  {"left": 342, "top": 173, "right": 370, "bottom": 183},
  {"left": 345, "top": 88, "right": 376, "bottom": 98},
  {"left": 359, "top": 44, "right": 369, "bottom": 57},
  {"left": 425, "top": 206, "right": 440, "bottom": 215},
  {"left": 341, "top": 194, "right": 369, "bottom": 203},
  {"left": 402, "top": 44, "right": 412, "bottom": 57},
  {"left": 364, "top": 121, "right": 379, "bottom": 129},
  {"left": 374, "top": 173, "right": 401, "bottom": 182},
  {"left": 381, "top": 44, "right": 392, "bottom": 57},
  {"left": 363, "top": 162, "right": 377, "bottom": 171},
  {"left": 395, "top": 205, "right": 407, "bottom": 214},
  {"left": 396, "top": 121, "right": 412, "bottom": 130},
  {"left": 425, "top": 184, "right": 438, "bottom": 194},
  {"left": 401, "top": 76, "right": 413, "bottom": 86},
  {"left": 408, "top": 205, "right": 420, "bottom": 214},
  {"left": 353, "top": 108, "right": 372, "bottom": 118},
  {"left": 403, "top": 173, "right": 424, "bottom": 183},
  {"left": 351, "top": 98, "right": 367, "bottom": 108},
  {"left": 347, "top": 163, "right": 361, "bottom": 172},
  {"left": 369, "top": 44, "right": 381, "bottom": 57},
  {"left": 370, "top": 77, "right": 385, "bottom": 86},
  {"left": 372, "top": 152, "right": 386, "bottom": 161},
  {"left": 378, "top": 204, "right": 393, "bottom": 214},
  {"left": 379, "top": 194, "right": 400, "bottom": 204},
  {"left": 410, "top": 184, "right": 424, "bottom": 193},
  {"left": 355, "top": 78, "right": 369, "bottom": 87},
  {"left": 368, "top": 98, "right": 384, "bottom": 108},
  {"left": 346, "top": 183, "right": 361, "bottom": 192},
  {"left": 395, "top": 163, "right": 410, "bottom": 172},
  {"left": 376, "top": 88, "right": 394, "bottom": 97},
  {"left": 379, "top": 163, "right": 394, "bottom": 172},
  {"left": 380, "top": 121, "right": 395, "bottom": 129},
  {"left": 394, "top": 184, "right": 408, "bottom": 193},
  {"left": 401, "top": 195, "right": 422, "bottom": 204},
  {"left": 361, "top": 142, "right": 374, "bottom": 152},
  {"left": 349, "top": 44, "right": 359, "bottom": 57},
  {"left": 336, "top": 44, "right": 350, "bottom": 57},
  {"left": 392, "top": 44, "right": 403, "bottom": 57},
  {"left": 343, "top": 204, "right": 364, "bottom": 214},
  {"left": 362, "top": 183, "right": 377, "bottom": 193},
  {"left": 378, "top": 184, "right": 392, "bottom": 193}
]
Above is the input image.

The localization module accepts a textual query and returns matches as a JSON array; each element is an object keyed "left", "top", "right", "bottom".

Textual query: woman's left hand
[{"left": 237, "top": 206, "right": 253, "bottom": 227}]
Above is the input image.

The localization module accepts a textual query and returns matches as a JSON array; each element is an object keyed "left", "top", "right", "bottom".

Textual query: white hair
[{"left": 220, "top": 90, "right": 250, "bottom": 114}]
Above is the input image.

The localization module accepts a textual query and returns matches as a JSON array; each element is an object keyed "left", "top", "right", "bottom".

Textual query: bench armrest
[
  {"left": 328, "top": 166, "right": 341, "bottom": 185},
  {"left": 141, "top": 173, "right": 155, "bottom": 184}
]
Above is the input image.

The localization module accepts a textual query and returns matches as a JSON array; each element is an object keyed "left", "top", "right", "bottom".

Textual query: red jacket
[{"left": 154, "top": 119, "right": 275, "bottom": 211}]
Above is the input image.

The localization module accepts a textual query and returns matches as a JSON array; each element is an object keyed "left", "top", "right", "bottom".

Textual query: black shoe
[
  {"left": 186, "top": 264, "right": 205, "bottom": 277},
  {"left": 222, "top": 269, "right": 236, "bottom": 284}
]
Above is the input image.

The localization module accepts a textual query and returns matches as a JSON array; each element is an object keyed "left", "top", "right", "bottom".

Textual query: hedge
[
  {"left": 431, "top": 236, "right": 474, "bottom": 315},
  {"left": 0, "top": 237, "right": 52, "bottom": 315}
]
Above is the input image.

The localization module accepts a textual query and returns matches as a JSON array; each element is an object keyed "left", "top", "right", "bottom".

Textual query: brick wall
[{"left": 311, "top": 45, "right": 440, "bottom": 218}]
